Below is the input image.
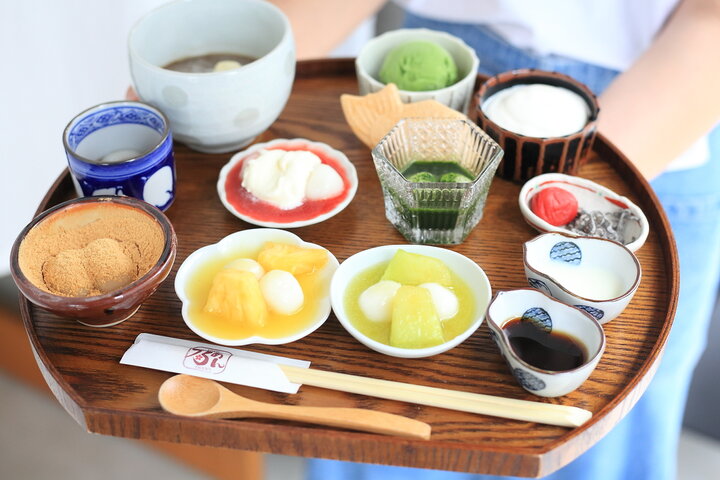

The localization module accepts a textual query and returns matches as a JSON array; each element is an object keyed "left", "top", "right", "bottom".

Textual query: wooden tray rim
[{"left": 19, "top": 58, "right": 680, "bottom": 476}]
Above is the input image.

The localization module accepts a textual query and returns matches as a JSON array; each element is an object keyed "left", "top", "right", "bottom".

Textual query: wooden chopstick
[{"left": 280, "top": 365, "right": 591, "bottom": 428}]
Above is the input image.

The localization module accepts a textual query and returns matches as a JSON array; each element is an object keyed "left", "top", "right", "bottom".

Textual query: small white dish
[
  {"left": 355, "top": 28, "right": 480, "bottom": 114},
  {"left": 486, "top": 288, "right": 606, "bottom": 398},
  {"left": 174, "top": 228, "right": 338, "bottom": 346},
  {"left": 331, "top": 245, "right": 492, "bottom": 358},
  {"left": 518, "top": 173, "right": 649, "bottom": 252},
  {"left": 524, "top": 232, "right": 642, "bottom": 324},
  {"left": 217, "top": 138, "right": 358, "bottom": 228}
]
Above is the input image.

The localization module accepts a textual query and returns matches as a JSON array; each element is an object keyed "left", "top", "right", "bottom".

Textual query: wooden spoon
[{"left": 158, "top": 374, "right": 431, "bottom": 440}]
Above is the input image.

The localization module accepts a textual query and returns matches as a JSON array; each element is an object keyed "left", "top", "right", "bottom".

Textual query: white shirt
[
  {"left": 397, "top": 0, "right": 708, "bottom": 171},
  {"left": 398, "top": 0, "right": 679, "bottom": 71}
]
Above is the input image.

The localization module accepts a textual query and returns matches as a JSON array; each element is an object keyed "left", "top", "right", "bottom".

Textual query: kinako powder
[{"left": 18, "top": 202, "right": 165, "bottom": 297}]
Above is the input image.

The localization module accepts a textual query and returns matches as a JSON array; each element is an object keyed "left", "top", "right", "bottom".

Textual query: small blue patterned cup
[
  {"left": 486, "top": 288, "right": 606, "bottom": 398},
  {"left": 63, "top": 101, "right": 176, "bottom": 211},
  {"left": 523, "top": 232, "right": 642, "bottom": 325}
]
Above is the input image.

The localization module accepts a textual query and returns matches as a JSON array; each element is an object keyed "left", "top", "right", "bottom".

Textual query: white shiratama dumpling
[
  {"left": 305, "top": 163, "right": 344, "bottom": 200},
  {"left": 259, "top": 270, "right": 304, "bottom": 315},
  {"left": 224, "top": 258, "right": 265, "bottom": 279},
  {"left": 358, "top": 280, "right": 401, "bottom": 322},
  {"left": 213, "top": 60, "right": 242, "bottom": 72},
  {"left": 420, "top": 282, "right": 459, "bottom": 321}
]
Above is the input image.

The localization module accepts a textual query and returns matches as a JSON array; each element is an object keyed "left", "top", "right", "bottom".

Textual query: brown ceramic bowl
[
  {"left": 10, "top": 196, "right": 177, "bottom": 327},
  {"left": 474, "top": 69, "right": 599, "bottom": 183}
]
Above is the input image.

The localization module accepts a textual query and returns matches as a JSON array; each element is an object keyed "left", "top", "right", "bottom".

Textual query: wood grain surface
[{"left": 20, "top": 59, "right": 678, "bottom": 478}]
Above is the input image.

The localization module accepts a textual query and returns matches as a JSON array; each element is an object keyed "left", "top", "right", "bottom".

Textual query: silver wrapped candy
[{"left": 566, "top": 209, "right": 641, "bottom": 244}]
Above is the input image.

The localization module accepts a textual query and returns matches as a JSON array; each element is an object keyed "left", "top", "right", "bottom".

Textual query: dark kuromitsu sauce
[
  {"left": 504, "top": 317, "right": 586, "bottom": 371},
  {"left": 224, "top": 144, "right": 352, "bottom": 223}
]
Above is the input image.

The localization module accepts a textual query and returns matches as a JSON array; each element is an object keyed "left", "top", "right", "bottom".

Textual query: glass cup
[{"left": 371, "top": 118, "right": 503, "bottom": 244}]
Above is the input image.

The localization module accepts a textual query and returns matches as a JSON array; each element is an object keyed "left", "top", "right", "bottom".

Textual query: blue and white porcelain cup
[
  {"left": 63, "top": 101, "right": 176, "bottom": 211},
  {"left": 523, "top": 232, "right": 642, "bottom": 325},
  {"left": 486, "top": 288, "right": 606, "bottom": 397}
]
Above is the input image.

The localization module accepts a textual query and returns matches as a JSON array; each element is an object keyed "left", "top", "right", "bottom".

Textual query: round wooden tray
[{"left": 21, "top": 59, "right": 678, "bottom": 478}]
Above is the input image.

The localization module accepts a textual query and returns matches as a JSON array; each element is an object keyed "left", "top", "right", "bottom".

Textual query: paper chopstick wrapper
[{"left": 120, "top": 333, "right": 310, "bottom": 394}]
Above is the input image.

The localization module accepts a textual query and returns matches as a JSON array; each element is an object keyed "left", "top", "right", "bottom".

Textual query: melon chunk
[
  {"left": 390, "top": 286, "right": 445, "bottom": 349},
  {"left": 257, "top": 242, "right": 328, "bottom": 276},
  {"left": 203, "top": 269, "right": 268, "bottom": 327},
  {"left": 381, "top": 250, "right": 452, "bottom": 287}
]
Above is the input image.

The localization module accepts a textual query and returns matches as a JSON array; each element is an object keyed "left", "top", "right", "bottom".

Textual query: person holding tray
[{"left": 272, "top": 1, "right": 720, "bottom": 479}]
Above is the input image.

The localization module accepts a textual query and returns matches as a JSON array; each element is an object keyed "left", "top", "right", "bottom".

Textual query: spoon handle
[{"left": 215, "top": 400, "right": 431, "bottom": 440}]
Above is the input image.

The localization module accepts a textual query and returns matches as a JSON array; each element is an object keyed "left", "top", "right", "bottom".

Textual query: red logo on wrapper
[{"left": 183, "top": 346, "right": 232, "bottom": 374}]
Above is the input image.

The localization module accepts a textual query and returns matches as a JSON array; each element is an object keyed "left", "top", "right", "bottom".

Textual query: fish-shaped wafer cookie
[{"left": 340, "top": 84, "right": 466, "bottom": 149}]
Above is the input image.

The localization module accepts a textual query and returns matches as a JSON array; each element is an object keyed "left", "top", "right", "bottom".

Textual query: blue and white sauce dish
[
  {"left": 63, "top": 101, "right": 176, "bottom": 211},
  {"left": 523, "top": 232, "right": 642, "bottom": 324},
  {"left": 486, "top": 288, "right": 606, "bottom": 398}
]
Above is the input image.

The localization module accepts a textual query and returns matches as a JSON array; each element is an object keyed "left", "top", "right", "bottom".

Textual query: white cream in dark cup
[
  {"left": 475, "top": 69, "right": 599, "bottom": 183},
  {"left": 482, "top": 84, "right": 590, "bottom": 138}
]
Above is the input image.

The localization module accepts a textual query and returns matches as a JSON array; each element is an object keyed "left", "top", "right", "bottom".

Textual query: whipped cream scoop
[{"left": 242, "top": 149, "right": 343, "bottom": 209}]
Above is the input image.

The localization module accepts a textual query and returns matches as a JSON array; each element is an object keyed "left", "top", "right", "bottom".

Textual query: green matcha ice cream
[{"left": 379, "top": 41, "right": 459, "bottom": 91}]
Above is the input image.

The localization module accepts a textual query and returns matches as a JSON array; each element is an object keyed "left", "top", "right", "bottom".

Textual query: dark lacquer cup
[
  {"left": 474, "top": 69, "right": 599, "bottom": 183},
  {"left": 10, "top": 196, "right": 177, "bottom": 327}
]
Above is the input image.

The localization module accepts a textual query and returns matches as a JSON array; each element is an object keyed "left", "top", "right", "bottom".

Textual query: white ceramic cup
[
  {"left": 486, "top": 289, "right": 606, "bottom": 398},
  {"left": 523, "top": 232, "right": 642, "bottom": 324},
  {"left": 128, "top": 0, "right": 295, "bottom": 153},
  {"left": 355, "top": 28, "right": 480, "bottom": 114}
]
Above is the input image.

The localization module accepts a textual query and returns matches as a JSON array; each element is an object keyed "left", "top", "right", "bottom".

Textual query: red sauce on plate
[{"left": 224, "top": 143, "right": 352, "bottom": 223}]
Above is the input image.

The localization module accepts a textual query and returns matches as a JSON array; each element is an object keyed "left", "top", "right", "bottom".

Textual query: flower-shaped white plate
[
  {"left": 518, "top": 173, "right": 649, "bottom": 252},
  {"left": 175, "top": 229, "right": 338, "bottom": 346},
  {"left": 217, "top": 138, "right": 358, "bottom": 228}
]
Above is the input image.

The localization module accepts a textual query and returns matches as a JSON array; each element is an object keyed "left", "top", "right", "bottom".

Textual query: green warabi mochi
[
  {"left": 381, "top": 250, "right": 452, "bottom": 286},
  {"left": 439, "top": 172, "right": 472, "bottom": 183},
  {"left": 408, "top": 171, "right": 437, "bottom": 183},
  {"left": 390, "top": 286, "right": 445, "bottom": 348}
]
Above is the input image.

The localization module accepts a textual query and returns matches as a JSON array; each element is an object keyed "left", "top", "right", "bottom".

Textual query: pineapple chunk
[
  {"left": 381, "top": 250, "right": 452, "bottom": 287},
  {"left": 390, "top": 286, "right": 445, "bottom": 349},
  {"left": 257, "top": 242, "right": 328, "bottom": 276},
  {"left": 203, "top": 269, "right": 268, "bottom": 327},
  {"left": 203, "top": 269, "right": 243, "bottom": 321}
]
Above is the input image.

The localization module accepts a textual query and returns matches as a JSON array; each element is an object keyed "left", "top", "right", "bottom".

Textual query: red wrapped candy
[{"left": 530, "top": 187, "right": 578, "bottom": 226}]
